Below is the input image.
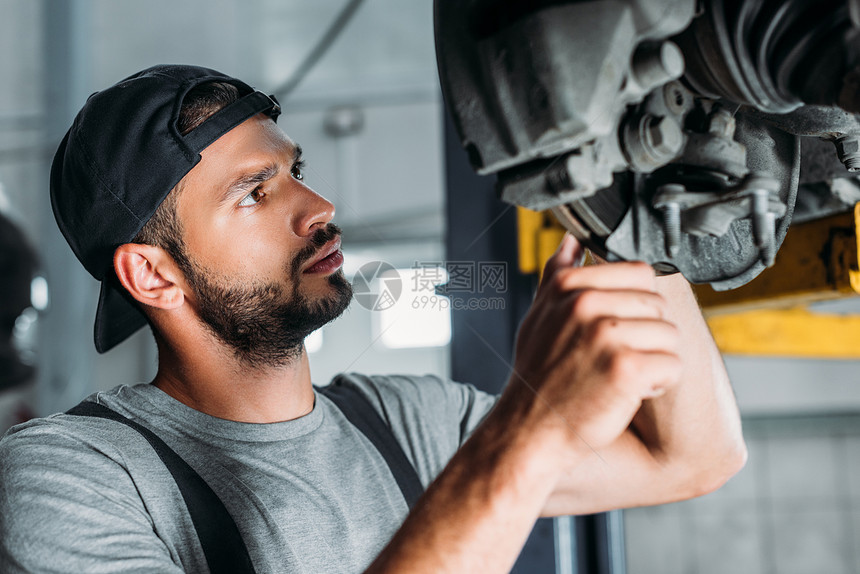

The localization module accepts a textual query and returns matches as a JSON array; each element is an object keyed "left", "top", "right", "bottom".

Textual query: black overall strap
[
  {"left": 318, "top": 383, "right": 424, "bottom": 509},
  {"left": 66, "top": 402, "right": 256, "bottom": 574}
]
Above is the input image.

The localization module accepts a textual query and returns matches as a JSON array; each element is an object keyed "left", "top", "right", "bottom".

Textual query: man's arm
[
  {"left": 541, "top": 263, "right": 746, "bottom": 516},
  {"left": 368, "top": 235, "right": 686, "bottom": 573}
]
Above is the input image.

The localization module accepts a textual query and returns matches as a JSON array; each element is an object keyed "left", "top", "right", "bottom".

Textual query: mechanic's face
[{"left": 173, "top": 113, "right": 352, "bottom": 367}]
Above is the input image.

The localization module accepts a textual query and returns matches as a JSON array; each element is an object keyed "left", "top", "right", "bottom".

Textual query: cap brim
[{"left": 94, "top": 280, "right": 149, "bottom": 353}]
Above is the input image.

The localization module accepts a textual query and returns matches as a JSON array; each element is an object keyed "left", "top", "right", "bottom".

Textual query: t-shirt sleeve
[
  {"left": 327, "top": 373, "right": 498, "bottom": 487},
  {"left": 0, "top": 419, "right": 185, "bottom": 574}
]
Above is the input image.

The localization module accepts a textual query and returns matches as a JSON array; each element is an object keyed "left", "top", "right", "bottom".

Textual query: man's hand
[{"left": 500, "top": 234, "right": 683, "bottom": 460}]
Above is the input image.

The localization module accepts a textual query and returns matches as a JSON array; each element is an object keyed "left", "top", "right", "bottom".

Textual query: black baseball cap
[{"left": 50, "top": 64, "right": 281, "bottom": 353}]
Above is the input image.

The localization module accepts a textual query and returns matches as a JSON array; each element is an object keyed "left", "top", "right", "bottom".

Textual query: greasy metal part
[
  {"left": 746, "top": 104, "right": 860, "bottom": 137},
  {"left": 663, "top": 81, "right": 694, "bottom": 116},
  {"left": 497, "top": 143, "right": 615, "bottom": 211},
  {"left": 657, "top": 198, "right": 682, "bottom": 257},
  {"left": 675, "top": 0, "right": 857, "bottom": 113},
  {"left": 621, "top": 114, "right": 685, "bottom": 173},
  {"left": 631, "top": 42, "right": 685, "bottom": 92},
  {"left": 835, "top": 136, "right": 860, "bottom": 172},
  {"left": 436, "top": 0, "right": 860, "bottom": 290},
  {"left": 678, "top": 108, "right": 749, "bottom": 178},
  {"left": 435, "top": 0, "right": 696, "bottom": 176},
  {"left": 751, "top": 189, "right": 777, "bottom": 266},
  {"left": 601, "top": 115, "right": 800, "bottom": 288},
  {"left": 550, "top": 204, "right": 597, "bottom": 245},
  {"left": 652, "top": 174, "right": 784, "bottom": 266},
  {"left": 696, "top": 204, "right": 860, "bottom": 314},
  {"left": 746, "top": 105, "right": 860, "bottom": 174}
]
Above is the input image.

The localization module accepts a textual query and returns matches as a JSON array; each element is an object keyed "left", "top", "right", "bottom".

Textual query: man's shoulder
[
  {"left": 0, "top": 384, "right": 155, "bottom": 463},
  {"left": 0, "top": 394, "right": 143, "bottom": 505}
]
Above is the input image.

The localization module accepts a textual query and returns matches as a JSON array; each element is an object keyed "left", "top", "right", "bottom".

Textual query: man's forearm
[
  {"left": 631, "top": 273, "right": 746, "bottom": 488},
  {"left": 366, "top": 401, "right": 567, "bottom": 574}
]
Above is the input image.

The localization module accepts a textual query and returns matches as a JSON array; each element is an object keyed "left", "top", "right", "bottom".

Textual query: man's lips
[{"left": 303, "top": 237, "right": 343, "bottom": 274}]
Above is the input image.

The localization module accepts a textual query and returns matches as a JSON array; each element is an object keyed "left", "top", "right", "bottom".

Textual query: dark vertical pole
[
  {"left": 575, "top": 512, "right": 627, "bottom": 574},
  {"left": 443, "top": 108, "right": 556, "bottom": 573}
]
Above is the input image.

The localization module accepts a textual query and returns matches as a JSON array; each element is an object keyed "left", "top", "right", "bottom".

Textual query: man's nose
[{"left": 291, "top": 184, "right": 336, "bottom": 237}]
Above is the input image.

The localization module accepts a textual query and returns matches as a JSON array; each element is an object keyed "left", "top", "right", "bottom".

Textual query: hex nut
[
  {"left": 647, "top": 116, "right": 683, "bottom": 158},
  {"left": 836, "top": 137, "right": 860, "bottom": 155}
]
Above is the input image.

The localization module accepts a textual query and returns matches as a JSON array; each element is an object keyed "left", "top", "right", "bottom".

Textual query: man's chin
[{"left": 303, "top": 270, "right": 353, "bottom": 318}]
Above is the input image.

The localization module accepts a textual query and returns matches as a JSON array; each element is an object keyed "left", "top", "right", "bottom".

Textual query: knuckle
[
  {"left": 570, "top": 289, "right": 599, "bottom": 316},
  {"left": 550, "top": 272, "right": 570, "bottom": 293},
  {"left": 662, "top": 321, "right": 682, "bottom": 348},
  {"left": 647, "top": 290, "right": 665, "bottom": 305},
  {"left": 606, "top": 348, "right": 639, "bottom": 382},
  {"left": 590, "top": 316, "right": 619, "bottom": 343},
  {"left": 630, "top": 261, "right": 657, "bottom": 284},
  {"left": 667, "top": 352, "right": 683, "bottom": 372},
  {"left": 666, "top": 320, "right": 681, "bottom": 338}
]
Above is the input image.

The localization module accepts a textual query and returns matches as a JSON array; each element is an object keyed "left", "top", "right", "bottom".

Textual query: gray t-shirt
[{"left": 0, "top": 373, "right": 497, "bottom": 573}]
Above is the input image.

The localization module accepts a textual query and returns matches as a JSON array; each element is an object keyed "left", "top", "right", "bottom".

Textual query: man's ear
[{"left": 113, "top": 243, "right": 185, "bottom": 310}]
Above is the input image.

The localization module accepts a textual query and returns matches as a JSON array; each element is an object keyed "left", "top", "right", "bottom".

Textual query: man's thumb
[{"left": 542, "top": 234, "right": 584, "bottom": 282}]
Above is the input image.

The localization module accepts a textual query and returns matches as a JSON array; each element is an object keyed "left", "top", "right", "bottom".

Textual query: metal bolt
[
  {"left": 664, "top": 82, "right": 690, "bottom": 115},
  {"left": 632, "top": 41, "right": 685, "bottom": 91},
  {"left": 660, "top": 201, "right": 682, "bottom": 258},
  {"left": 708, "top": 110, "right": 736, "bottom": 138},
  {"left": 646, "top": 116, "right": 684, "bottom": 159},
  {"left": 751, "top": 189, "right": 776, "bottom": 267},
  {"left": 835, "top": 136, "right": 860, "bottom": 172}
]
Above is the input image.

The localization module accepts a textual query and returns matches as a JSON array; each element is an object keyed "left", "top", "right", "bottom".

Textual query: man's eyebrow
[
  {"left": 293, "top": 144, "right": 303, "bottom": 163},
  {"left": 222, "top": 164, "right": 280, "bottom": 202}
]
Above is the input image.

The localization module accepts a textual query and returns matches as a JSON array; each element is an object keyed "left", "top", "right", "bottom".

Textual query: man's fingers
[
  {"left": 566, "top": 289, "right": 667, "bottom": 321},
  {"left": 541, "top": 234, "right": 584, "bottom": 287},
  {"left": 587, "top": 317, "right": 680, "bottom": 354},
  {"left": 549, "top": 261, "right": 657, "bottom": 293}
]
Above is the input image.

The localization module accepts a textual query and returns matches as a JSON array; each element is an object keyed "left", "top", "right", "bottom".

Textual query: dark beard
[{"left": 180, "top": 224, "right": 352, "bottom": 369}]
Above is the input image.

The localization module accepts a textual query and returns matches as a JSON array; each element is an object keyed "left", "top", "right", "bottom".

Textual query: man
[{"left": 0, "top": 65, "right": 746, "bottom": 573}]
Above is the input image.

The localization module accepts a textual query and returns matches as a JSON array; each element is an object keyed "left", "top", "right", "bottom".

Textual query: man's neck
[{"left": 150, "top": 334, "right": 316, "bottom": 424}]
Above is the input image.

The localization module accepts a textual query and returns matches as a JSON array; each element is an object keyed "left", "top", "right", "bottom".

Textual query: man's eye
[
  {"left": 238, "top": 187, "right": 264, "bottom": 207},
  {"left": 292, "top": 162, "right": 304, "bottom": 181}
]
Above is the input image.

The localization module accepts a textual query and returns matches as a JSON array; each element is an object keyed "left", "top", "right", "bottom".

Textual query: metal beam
[{"left": 709, "top": 307, "right": 860, "bottom": 358}]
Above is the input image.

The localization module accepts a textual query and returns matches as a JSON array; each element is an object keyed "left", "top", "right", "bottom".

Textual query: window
[{"left": 374, "top": 266, "right": 451, "bottom": 349}]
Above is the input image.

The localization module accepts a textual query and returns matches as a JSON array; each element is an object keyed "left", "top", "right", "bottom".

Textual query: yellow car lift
[{"left": 517, "top": 204, "right": 860, "bottom": 359}]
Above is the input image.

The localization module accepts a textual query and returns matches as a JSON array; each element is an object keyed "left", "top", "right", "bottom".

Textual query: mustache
[{"left": 291, "top": 223, "right": 343, "bottom": 276}]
